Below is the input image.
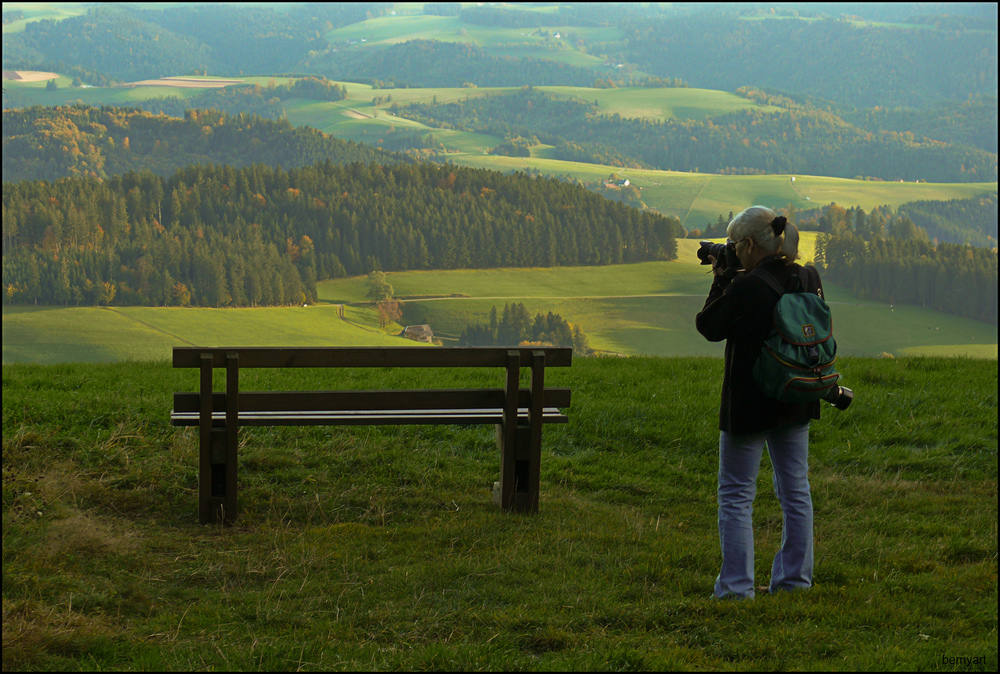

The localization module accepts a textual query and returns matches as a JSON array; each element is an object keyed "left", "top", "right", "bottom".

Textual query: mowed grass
[
  {"left": 2, "top": 356, "right": 996, "bottom": 670},
  {"left": 314, "top": 240, "right": 997, "bottom": 359},
  {"left": 6, "top": 241, "right": 996, "bottom": 364},
  {"left": 2, "top": 303, "right": 414, "bottom": 365}
]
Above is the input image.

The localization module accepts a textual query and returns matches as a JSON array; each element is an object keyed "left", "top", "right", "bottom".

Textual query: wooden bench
[{"left": 171, "top": 346, "right": 572, "bottom": 524}]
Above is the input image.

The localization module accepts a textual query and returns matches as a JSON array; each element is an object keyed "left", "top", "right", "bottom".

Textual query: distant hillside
[
  {"left": 617, "top": 13, "right": 998, "bottom": 110},
  {"left": 1, "top": 4, "right": 392, "bottom": 83},
  {"left": 305, "top": 39, "right": 599, "bottom": 89},
  {"left": 394, "top": 88, "right": 997, "bottom": 183},
  {"left": 1, "top": 105, "right": 399, "bottom": 183}
]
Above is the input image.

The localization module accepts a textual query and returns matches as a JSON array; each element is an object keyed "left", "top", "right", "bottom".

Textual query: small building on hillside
[{"left": 401, "top": 324, "right": 434, "bottom": 343}]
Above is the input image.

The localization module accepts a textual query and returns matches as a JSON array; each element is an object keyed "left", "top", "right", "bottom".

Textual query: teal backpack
[{"left": 752, "top": 266, "right": 841, "bottom": 404}]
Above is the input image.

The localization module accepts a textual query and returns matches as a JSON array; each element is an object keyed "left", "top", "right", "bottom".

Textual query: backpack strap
[
  {"left": 758, "top": 265, "right": 822, "bottom": 297},
  {"left": 756, "top": 267, "right": 789, "bottom": 297},
  {"left": 801, "top": 264, "right": 824, "bottom": 299}
]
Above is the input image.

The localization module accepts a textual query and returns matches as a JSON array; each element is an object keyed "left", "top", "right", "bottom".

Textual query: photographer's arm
[{"left": 695, "top": 262, "right": 746, "bottom": 342}]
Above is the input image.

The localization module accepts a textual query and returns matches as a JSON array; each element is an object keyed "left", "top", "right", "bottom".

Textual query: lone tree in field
[{"left": 366, "top": 271, "right": 393, "bottom": 303}]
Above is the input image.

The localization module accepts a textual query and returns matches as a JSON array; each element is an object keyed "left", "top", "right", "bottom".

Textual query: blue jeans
[{"left": 715, "top": 423, "right": 813, "bottom": 599}]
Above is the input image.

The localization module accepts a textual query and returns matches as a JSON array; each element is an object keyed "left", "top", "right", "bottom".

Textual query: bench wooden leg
[
  {"left": 198, "top": 352, "right": 239, "bottom": 524},
  {"left": 493, "top": 350, "right": 544, "bottom": 513},
  {"left": 494, "top": 351, "right": 520, "bottom": 511},
  {"left": 199, "top": 354, "right": 214, "bottom": 524}
]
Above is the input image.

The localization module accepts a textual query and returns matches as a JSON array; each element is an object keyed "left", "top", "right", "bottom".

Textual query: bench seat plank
[{"left": 171, "top": 407, "right": 568, "bottom": 426}]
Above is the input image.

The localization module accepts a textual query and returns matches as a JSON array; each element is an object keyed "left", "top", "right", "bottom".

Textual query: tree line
[
  {"left": 393, "top": 88, "right": 997, "bottom": 183},
  {"left": 794, "top": 202, "right": 998, "bottom": 324},
  {"left": 459, "top": 302, "right": 592, "bottom": 356},
  {"left": 2, "top": 105, "right": 396, "bottom": 183},
  {"left": 2, "top": 161, "right": 682, "bottom": 308},
  {"left": 817, "top": 233, "right": 997, "bottom": 325}
]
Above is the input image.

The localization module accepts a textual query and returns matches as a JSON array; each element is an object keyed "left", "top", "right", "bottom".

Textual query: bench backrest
[
  {"left": 173, "top": 346, "right": 572, "bottom": 415},
  {"left": 173, "top": 346, "right": 573, "bottom": 369}
]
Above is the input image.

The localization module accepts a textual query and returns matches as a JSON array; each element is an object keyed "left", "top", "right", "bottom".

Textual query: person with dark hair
[{"left": 696, "top": 205, "right": 824, "bottom": 599}]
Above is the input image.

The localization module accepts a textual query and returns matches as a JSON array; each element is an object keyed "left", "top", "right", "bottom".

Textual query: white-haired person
[{"left": 695, "top": 205, "right": 824, "bottom": 599}]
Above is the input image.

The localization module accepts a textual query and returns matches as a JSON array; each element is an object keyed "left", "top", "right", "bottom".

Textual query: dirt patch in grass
[
  {"left": 127, "top": 76, "right": 244, "bottom": 88},
  {"left": 2, "top": 70, "right": 59, "bottom": 82}
]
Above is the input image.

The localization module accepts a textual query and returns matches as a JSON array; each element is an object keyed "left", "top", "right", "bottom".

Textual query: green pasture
[
  {"left": 443, "top": 154, "right": 998, "bottom": 228},
  {"left": 323, "top": 10, "right": 624, "bottom": 71},
  {"left": 0, "top": 2, "right": 88, "bottom": 33},
  {"left": 316, "top": 247, "right": 996, "bottom": 359},
  {"left": 6, "top": 238, "right": 995, "bottom": 364},
  {"left": 1, "top": 303, "right": 413, "bottom": 365},
  {"left": 3, "top": 355, "right": 997, "bottom": 670},
  {"left": 6, "top": 249, "right": 996, "bottom": 364},
  {"left": 534, "top": 86, "right": 785, "bottom": 121},
  {"left": 3, "top": 75, "right": 301, "bottom": 108}
]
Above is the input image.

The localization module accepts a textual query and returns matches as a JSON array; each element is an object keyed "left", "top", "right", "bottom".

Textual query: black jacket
[{"left": 696, "top": 256, "right": 822, "bottom": 435}]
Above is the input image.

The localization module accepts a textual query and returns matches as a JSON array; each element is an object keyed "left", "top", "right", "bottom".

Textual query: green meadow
[
  {"left": 3, "top": 356, "right": 996, "bottom": 670},
  {"left": 6, "top": 239, "right": 996, "bottom": 364},
  {"left": 323, "top": 10, "right": 624, "bottom": 71},
  {"left": 1, "top": 302, "right": 413, "bottom": 365},
  {"left": 0, "top": 2, "right": 88, "bottom": 33}
]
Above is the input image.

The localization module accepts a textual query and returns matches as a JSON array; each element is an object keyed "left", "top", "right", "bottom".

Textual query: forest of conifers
[
  {"left": 1, "top": 160, "right": 682, "bottom": 308},
  {"left": 817, "top": 230, "right": 997, "bottom": 325}
]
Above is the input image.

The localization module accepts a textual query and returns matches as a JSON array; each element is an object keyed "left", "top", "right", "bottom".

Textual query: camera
[
  {"left": 822, "top": 385, "right": 853, "bottom": 410},
  {"left": 698, "top": 240, "right": 741, "bottom": 271}
]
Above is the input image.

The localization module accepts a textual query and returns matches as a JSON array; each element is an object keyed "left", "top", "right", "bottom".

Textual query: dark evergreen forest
[
  {"left": 789, "top": 202, "right": 999, "bottom": 324},
  {"left": 2, "top": 161, "right": 682, "bottom": 308},
  {"left": 458, "top": 302, "right": 591, "bottom": 355},
  {"left": 817, "top": 232, "right": 997, "bottom": 325}
]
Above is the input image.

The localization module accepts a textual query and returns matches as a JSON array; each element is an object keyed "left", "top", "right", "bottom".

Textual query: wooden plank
[
  {"left": 173, "top": 346, "right": 572, "bottom": 369},
  {"left": 223, "top": 351, "right": 239, "bottom": 523},
  {"left": 171, "top": 407, "right": 569, "bottom": 427},
  {"left": 498, "top": 351, "right": 520, "bottom": 511},
  {"left": 198, "top": 354, "right": 213, "bottom": 524},
  {"left": 524, "top": 350, "right": 546, "bottom": 512},
  {"left": 173, "top": 388, "right": 571, "bottom": 414}
]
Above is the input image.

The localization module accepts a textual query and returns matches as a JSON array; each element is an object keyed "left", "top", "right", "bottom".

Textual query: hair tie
[{"left": 770, "top": 216, "right": 787, "bottom": 237}]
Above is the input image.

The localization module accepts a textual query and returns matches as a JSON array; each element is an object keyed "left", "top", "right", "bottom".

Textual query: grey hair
[{"left": 726, "top": 205, "right": 799, "bottom": 262}]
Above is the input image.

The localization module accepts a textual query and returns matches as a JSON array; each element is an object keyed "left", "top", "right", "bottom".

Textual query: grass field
[
  {"left": 5, "top": 238, "right": 996, "bottom": 364},
  {"left": 323, "top": 11, "right": 625, "bottom": 72},
  {"left": 0, "top": 2, "right": 88, "bottom": 33},
  {"left": 2, "top": 356, "right": 996, "bottom": 670}
]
